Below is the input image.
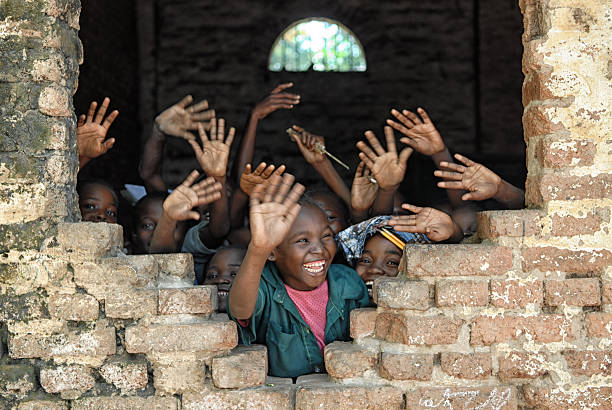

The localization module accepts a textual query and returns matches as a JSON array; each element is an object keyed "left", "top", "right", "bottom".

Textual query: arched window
[{"left": 268, "top": 18, "right": 366, "bottom": 72}]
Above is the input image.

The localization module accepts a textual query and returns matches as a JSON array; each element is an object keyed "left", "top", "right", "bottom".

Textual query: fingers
[
  {"left": 103, "top": 138, "right": 115, "bottom": 152},
  {"left": 225, "top": 126, "right": 235, "bottom": 147},
  {"left": 216, "top": 118, "right": 225, "bottom": 141},
  {"left": 454, "top": 153, "right": 476, "bottom": 167},
  {"left": 399, "top": 137, "right": 419, "bottom": 150},
  {"left": 86, "top": 101, "right": 97, "bottom": 122},
  {"left": 285, "top": 184, "right": 305, "bottom": 221},
  {"left": 207, "top": 118, "right": 216, "bottom": 141},
  {"left": 358, "top": 152, "right": 375, "bottom": 170},
  {"left": 189, "top": 99, "right": 209, "bottom": 112},
  {"left": 251, "top": 162, "right": 266, "bottom": 176},
  {"left": 185, "top": 210, "right": 201, "bottom": 221},
  {"left": 384, "top": 126, "right": 397, "bottom": 153},
  {"left": 354, "top": 161, "right": 365, "bottom": 178},
  {"left": 291, "top": 124, "right": 304, "bottom": 133},
  {"left": 102, "top": 109, "right": 119, "bottom": 130},
  {"left": 263, "top": 174, "right": 282, "bottom": 203},
  {"left": 188, "top": 139, "right": 203, "bottom": 157},
  {"left": 191, "top": 109, "right": 215, "bottom": 121},
  {"left": 364, "top": 130, "right": 386, "bottom": 156},
  {"left": 271, "top": 82, "right": 294, "bottom": 94},
  {"left": 437, "top": 161, "right": 466, "bottom": 173},
  {"left": 261, "top": 164, "right": 276, "bottom": 179},
  {"left": 401, "top": 203, "right": 423, "bottom": 214},
  {"left": 198, "top": 122, "right": 209, "bottom": 143},
  {"left": 181, "top": 131, "right": 197, "bottom": 141},
  {"left": 181, "top": 170, "right": 201, "bottom": 188},
  {"left": 402, "top": 109, "right": 423, "bottom": 125},
  {"left": 461, "top": 192, "right": 477, "bottom": 201},
  {"left": 434, "top": 169, "right": 463, "bottom": 181},
  {"left": 398, "top": 146, "right": 414, "bottom": 165},
  {"left": 356, "top": 139, "right": 378, "bottom": 162},
  {"left": 386, "top": 118, "right": 412, "bottom": 137},
  {"left": 417, "top": 107, "right": 432, "bottom": 124},
  {"left": 94, "top": 97, "right": 110, "bottom": 124},
  {"left": 77, "top": 115, "right": 86, "bottom": 127},
  {"left": 274, "top": 165, "right": 286, "bottom": 176},
  {"left": 273, "top": 173, "right": 295, "bottom": 203},
  {"left": 176, "top": 95, "right": 193, "bottom": 109},
  {"left": 437, "top": 180, "right": 465, "bottom": 189},
  {"left": 390, "top": 109, "right": 415, "bottom": 128}
]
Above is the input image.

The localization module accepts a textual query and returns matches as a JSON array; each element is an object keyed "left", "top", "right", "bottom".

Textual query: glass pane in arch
[{"left": 269, "top": 18, "right": 367, "bottom": 72}]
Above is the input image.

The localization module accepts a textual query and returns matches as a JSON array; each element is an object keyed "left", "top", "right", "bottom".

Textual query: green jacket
[{"left": 228, "top": 262, "right": 370, "bottom": 378}]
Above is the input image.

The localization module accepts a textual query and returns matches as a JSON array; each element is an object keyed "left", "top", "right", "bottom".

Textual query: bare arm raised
[
  {"left": 388, "top": 204, "right": 463, "bottom": 243},
  {"left": 77, "top": 97, "right": 119, "bottom": 169}
]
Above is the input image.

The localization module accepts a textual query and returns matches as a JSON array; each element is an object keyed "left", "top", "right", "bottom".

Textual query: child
[
  {"left": 77, "top": 180, "right": 119, "bottom": 224},
  {"left": 203, "top": 246, "right": 247, "bottom": 313},
  {"left": 228, "top": 174, "right": 369, "bottom": 378},
  {"left": 307, "top": 189, "right": 349, "bottom": 235},
  {"left": 77, "top": 97, "right": 119, "bottom": 170}
]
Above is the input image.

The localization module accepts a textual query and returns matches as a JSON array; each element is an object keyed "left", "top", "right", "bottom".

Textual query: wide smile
[
  {"left": 302, "top": 259, "right": 327, "bottom": 275},
  {"left": 365, "top": 280, "right": 374, "bottom": 298}
]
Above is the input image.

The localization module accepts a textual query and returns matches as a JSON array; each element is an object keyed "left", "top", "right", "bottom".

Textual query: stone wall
[{"left": 0, "top": 0, "right": 610, "bottom": 409}]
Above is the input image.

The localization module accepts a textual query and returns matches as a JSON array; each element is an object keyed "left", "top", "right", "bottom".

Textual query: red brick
[
  {"left": 545, "top": 278, "right": 600, "bottom": 306},
  {"left": 522, "top": 246, "right": 612, "bottom": 274},
  {"left": 47, "top": 293, "right": 99, "bottom": 321},
  {"left": 551, "top": 208, "right": 609, "bottom": 236},
  {"left": 295, "top": 383, "right": 403, "bottom": 409},
  {"left": 603, "top": 280, "right": 612, "bottom": 304},
  {"left": 373, "top": 278, "right": 429, "bottom": 310},
  {"left": 125, "top": 320, "right": 237, "bottom": 354},
  {"left": 350, "top": 308, "right": 377, "bottom": 339},
  {"left": 522, "top": 69, "right": 555, "bottom": 107},
  {"left": 375, "top": 313, "right": 463, "bottom": 345},
  {"left": 405, "top": 386, "right": 517, "bottom": 410},
  {"left": 563, "top": 350, "right": 612, "bottom": 376},
  {"left": 526, "top": 173, "right": 612, "bottom": 205},
  {"left": 324, "top": 342, "right": 377, "bottom": 379},
  {"left": 585, "top": 313, "right": 612, "bottom": 338},
  {"left": 470, "top": 315, "right": 573, "bottom": 345},
  {"left": 522, "top": 104, "right": 566, "bottom": 139},
  {"left": 379, "top": 352, "right": 433, "bottom": 381},
  {"left": 536, "top": 137, "right": 596, "bottom": 168},
  {"left": 524, "top": 386, "right": 612, "bottom": 409},
  {"left": 477, "top": 210, "right": 543, "bottom": 238},
  {"left": 490, "top": 279, "right": 543, "bottom": 308},
  {"left": 436, "top": 280, "right": 489, "bottom": 307},
  {"left": 498, "top": 351, "right": 547, "bottom": 379},
  {"left": 211, "top": 345, "right": 267, "bottom": 389},
  {"left": 402, "top": 245, "right": 513, "bottom": 277},
  {"left": 40, "top": 365, "right": 94, "bottom": 396},
  {"left": 440, "top": 352, "right": 492, "bottom": 379},
  {"left": 158, "top": 286, "right": 216, "bottom": 315}
]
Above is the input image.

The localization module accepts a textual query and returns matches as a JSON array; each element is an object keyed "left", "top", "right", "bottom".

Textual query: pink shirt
[{"left": 285, "top": 280, "right": 329, "bottom": 352}]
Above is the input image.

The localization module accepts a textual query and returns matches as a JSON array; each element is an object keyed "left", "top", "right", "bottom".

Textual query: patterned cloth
[{"left": 336, "top": 215, "right": 429, "bottom": 266}]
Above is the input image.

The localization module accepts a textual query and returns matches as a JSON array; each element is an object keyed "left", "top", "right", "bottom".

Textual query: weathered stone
[
  {"left": 477, "top": 210, "right": 543, "bottom": 238},
  {"left": 212, "top": 345, "right": 267, "bottom": 389},
  {"left": 585, "top": 313, "right": 612, "bottom": 338},
  {"left": 490, "top": 279, "right": 543, "bottom": 308},
  {"left": 150, "top": 352, "right": 208, "bottom": 395},
  {"left": 99, "top": 356, "right": 148, "bottom": 391},
  {"left": 0, "top": 364, "right": 36, "bottom": 399},
  {"left": 405, "top": 386, "right": 517, "bottom": 410},
  {"left": 440, "top": 352, "right": 492, "bottom": 379},
  {"left": 373, "top": 278, "right": 429, "bottom": 310},
  {"left": 471, "top": 315, "right": 573, "bottom": 345},
  {"left": 524, "top": 386, "right": 612, "bottom": 409},
  {"left": 17, "top": 398, "right": 68, "bottom": 410},
  {"left": 379, "top": 352, "right": 433, "bottom": 381},
  {"left": 349, "top": 308, "right": 376, "bottom": 339},
  {"left": 40, "top": 365, "right": 94, "bottom": 398},
  {"left": 522, "top": 246, "right": 612, "bottom": 274},
  {"left": 498, "top": 351, "right": 547, "bottom": 379},
  {"left": 158, "top": 286, "right": 217, "bottom": 315},
  {"left": 563, "top": 350, "right": 612, "bottom": 376},
  {"left": 536, "top": 137, "right": 596, "bottom": 168},
  {"left": 526, "top": 174, "right": 612, "bottom": 205},
  {"left": 375, "top": 313, "right": 464, "bottom": 345},
  {"left": 182, "top": 384, "right": 293, "bottom": 409},
  {"left": 324, "top": 342, "right": 376, "bottom": 379},
  {"left": 42, "top": 222, "right": 123, "bottom": 260},
  {"left": 295, "top": 383, "right": 403, "bottom": 409},
  {"left": 38, "top": 84, "right": 71, "bottom": 117},
  {"left": 545, "top": 278, "right": 601, "bottom": 306},
  {"left": 105, "top": 289, "right": 157, "bottom": 319},
  {"left": 47, "top": 293, "right": 99, "bottom": 321},
  {"left": 402, "top": 245, "right": 513, "bottom": 277},
  {"left": 436, "top": 280, "right": 489, "bottom": 307},
  {"left": 72, "top": 396, "right": 180, "bottom": 410},
  {"left": 153, "top": 253, "right": 195, "bottom": 283},
  {"left": 551, "top": 208, "right": 609, "bottom": 236}
]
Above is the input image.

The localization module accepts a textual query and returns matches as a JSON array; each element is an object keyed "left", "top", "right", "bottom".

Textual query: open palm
[
  {"left": 387, "top": 107, "right": 445, "bottom": 156},
  {"left": 189, "top": 118, "right": 235, "bottom": 179},
  {"left": 435, "top": 154, "right": 501, "bottom": 201},
  {"left": 77, "top": 97, "right": 119, "bottom": 165},
  {"left": 389, "top": 204, "right": 454, "bottom": 242},
  {"left": 351, "top": 161, "right": 378, "bottom": 212},
  {"left": 163, "top": 171, "right": 222, "bottom": 221}
]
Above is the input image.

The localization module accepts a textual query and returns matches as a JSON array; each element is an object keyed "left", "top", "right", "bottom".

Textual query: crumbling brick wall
[{"left": 0, "top": 0, "right": 610, "bottom": 409}]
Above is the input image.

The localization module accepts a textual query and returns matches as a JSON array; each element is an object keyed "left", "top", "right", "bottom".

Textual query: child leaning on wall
[{"left": 228, "top": 174, "right": 370, "bottom": 377}]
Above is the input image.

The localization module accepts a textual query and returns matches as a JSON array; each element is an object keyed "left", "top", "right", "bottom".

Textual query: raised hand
[
  {"left": 163, "top": 170, "right": 223, "bottom": 221},
  {"left": 251, "top": 83, "right": 300, "bottom": 120},
  {"left": 249, "top": 173, "right": 305, "bottom": 252},
  {"left": 389, "top": 204, "right": 457, "bottom": 242},
  {"left": 386, "top": 107, "right": 445, "bottom": 156},
  {"left": 435, "top": 154, "right": 502, "bottom": 201},
  {"left": 356, "top": 126, "right": 413, "bottom": 190},
  {"left": 189, "top": 118, "right": 235, "bottom": 179},
  {"left": 351, "top": 161, "right": 378, "bottom": 214},
  {"left": 77, "top": 97, "right": 119, "bottom": 168},
  {"left": 240, "top": 162, "right": 286, "bottom": 195},
  {"left": 291, "top": 125, "right": 326, "bottom": 165},
  {"left": 155, "top": 95, "right": 215, "bottom": 141}
]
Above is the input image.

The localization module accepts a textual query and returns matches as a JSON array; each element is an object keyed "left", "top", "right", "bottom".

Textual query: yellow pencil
[{"left": 379, "top": 228, "right": 405, "bottom": 250}]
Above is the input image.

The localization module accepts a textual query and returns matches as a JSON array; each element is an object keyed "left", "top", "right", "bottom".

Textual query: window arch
[{"left": 268, "top": 18, "right": 367, "bottom": 72}]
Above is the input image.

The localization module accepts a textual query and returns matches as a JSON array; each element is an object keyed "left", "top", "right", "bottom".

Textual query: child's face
[
  {"left": 271, "top": 204, "right": 336, "bottom": 291},
  {"left": 79, "top": 183, "right": 118, "bottom": 224},
  {"left": 355, "top": 234, "right": 402, "bottom": 284},
  {"left": 310, "top": 193, "right": 348, "bottom": 235},
  {"left": 204, "top": 248, "right": 246, "bottom": 313},
  {"left": 132, "top": 197, "right": 187, "bottom": 254}
]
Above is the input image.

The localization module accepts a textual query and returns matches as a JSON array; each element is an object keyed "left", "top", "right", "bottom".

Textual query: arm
[
  {"left": 388, "top": 203, "right": 464, "bottom": 243},
  {"left": 356, "top": 126, "right": 413, "bottom": 216},
  {"left": 230, "top": 83, "right": 300, "bottom": 185},
  {"left": 149, "top": 171, "right": 222, "bottom": 252},
  {"left": 229, "top": 173, "right": 305, "bottom": 319},
  {"left": 188, "top": 118, "right": 235, "bottom": 247},
  {"left": 435, "top": 153, "right": 525, "bottom": 210},
  {"left": 387, "top": 107, "right": 463, "bottom": 208},
  {"left": 140, "top": 95, "right": 215, "bottom": 193},
  {"left": 291, "top": 125, "right": 350, "bottom": 204},
  {"left": 350, "top": 161, "right": 378, "bottom": 222},
  {"left": 77, "top": 97, "right": 119, "bottom": 169}
]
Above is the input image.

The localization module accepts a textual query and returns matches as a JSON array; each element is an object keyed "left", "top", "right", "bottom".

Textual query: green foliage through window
[{"left": 269, "top": 18, "right": 367, "bottom": 72}]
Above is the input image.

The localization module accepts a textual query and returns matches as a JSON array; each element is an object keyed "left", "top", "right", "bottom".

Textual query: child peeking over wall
[{"left": 228, "top": 174, "right": 370, "bottom": 378}]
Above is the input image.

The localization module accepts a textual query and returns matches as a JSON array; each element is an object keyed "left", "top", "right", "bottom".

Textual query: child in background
[
  {"left": 77, "top": 180, "right": 119, "bottom": 224},
  {"left": 228, "top": 174, "right": 369, "bottom": 378},
  {"left": 307, "top": 189, "right": 349, "bottom": 235},
  {"left": 203, "top": 246, "right": 247, "bottom": 313}
]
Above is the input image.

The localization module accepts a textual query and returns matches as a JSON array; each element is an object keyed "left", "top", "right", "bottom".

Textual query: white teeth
[
  {"left": 303, "top": 260, "right": 326, "bottom": 274},
  {"left": 365, "top": 281, "right": 374, "bottom": 286},
  {"left": 217, "top": 290, "right": 228, "bottom": 296}
]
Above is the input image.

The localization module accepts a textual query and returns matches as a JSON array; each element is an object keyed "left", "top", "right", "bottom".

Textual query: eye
[
  {"left": 106, "top": 209, "right": 117, "bottom": 218},
  {"left": 141, "top": 223, "right": 155, "bottom": 231},
  {"left": 230, "top": 271, "right": 237, "bottom": 277},
  {"left": 357, "top": 257, "right": 372, "bottom": 265},
  {"left": 386, "top": 259, "right": 399, "bottom": 267},
  {"left": 327, "top": 215, "right": 337, "bottom": 222},
  {"left": 83, "top": 203, "right": 96, "bottom": 210},
  {"left": 206, "top": 272, "right": 218, "bottom": 280},
  {"left": 322, "top": 232, "right": 333, "bottom": 240},
  {"left": 296, "top": 238, "right": 309, "bottom": 244}
]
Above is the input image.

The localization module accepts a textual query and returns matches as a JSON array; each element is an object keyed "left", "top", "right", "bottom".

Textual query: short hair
[
  {"left": 77, "top": 179, "right": 119, "bottom": 203},
  {"left": 132, "top": 191, "right": 168, "bottom": 224},
  {"left": 303, "top": 188, "right": 348, "bottom": 220}
]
